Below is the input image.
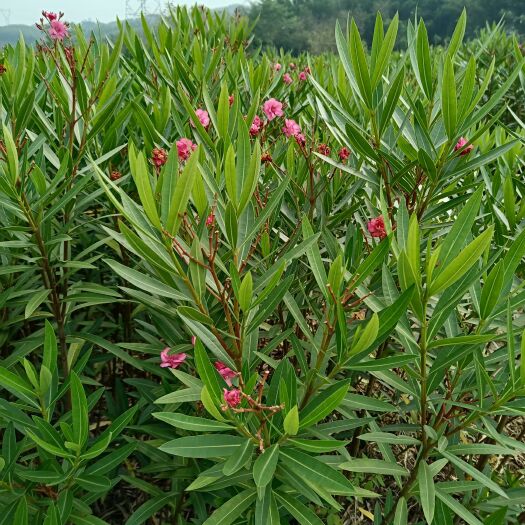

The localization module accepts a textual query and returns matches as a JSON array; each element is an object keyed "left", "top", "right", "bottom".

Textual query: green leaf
[
  {"left": 283, "top": 405, "right": 299, "bottom": 436},
  {"left": 349, "top": 313, "right": 379, "bottom": 356},
  {"left": 152, "top": 413, "right": 232, "bottom": 432},
  {"left": 238, "top": 272, "right": 253, "bottom": 312},
  {"left": 302, "top": 216, "right": 328, "bottom": 300},
  {"left": 275, "top": 492, "right": 324, "bottom": 525},
  {"left": 155, "top": 387, "right": 202, "bottom": 404},
  {"left": 349, "top": 19, "right": 373, "bottom": 108},
  {"left": 217, "top": 82, "right": 230, "bottom": 140},
  {"left": 446, "top": 9, "right": 466, "bottom": 59},
  {"left": 159, "top": 435, "right": 246, "bottom": 458},
  {"left": 128, "top": 145, "right": 161, "bottom": 229},
  {"left": 352, "top": 237, "right": 390, "bottom": 289},
  {"left": 24, "top": 289, "right": 50, "bottom": 319},
  {"left": 203, "top": 489, "right": 256, "bottom": 525},
  {"left": 222, "top": 438, "right": 254, "bottom": 476},
  {"left": 300, "top": 381, "right": 349, "bottom": 429},
  {"left": 416, "top": 21, "right": 433, "bottom": 99},
  {"left": 418, "top": 461, "right": 435, "bottom": 524},
  {"left": 279, "top": 448, "right": 367, "bottom": 497},
  {"left": 427, "top": 334, "right": 496, "bottom": 349},
  {"left": 0, "top": 367, "right": 39, "bottom": 408},
  {"left": 440, "top": 450, "right": 508, "bottom": 498},
  {"left": 253, "top": 445, "right": 279, "bottom": 489},
  {"left": 435, "top": 489, "right": 483, "bottom": 525},
  {"left": 288, "top": 439, "right": 348, "bottom": 453},
  {"left": 166, "top": 146, "right": 199, "bottom": 235},
  {"left": 430, "top": 227, "right": 493, "bottom": 297},
  {"left": 75, "top": 474, "right": 112, "bottom": 493},
  {"left": 224, "top": 145, "right": 237, "bottom": 207},
  {"left": 394, "top": 497, "right": 408, "bottom": 525},
  {"left": 13, "top": 497, "right": 27, "bottom": 525},
  {"left": 255, "top": 486, "right": 279, "bottom": 525},
  {"left": 70, "top": 371, "right": 89, "bottom": 448},
  {"left": 480, "top": 261, "right": 504, "bottom": 320},
  {"left": 125, "top": 492, "right": 176, "bottom": 525},
  {"left": 371, "top": 14, "right": 399, "bottom": 88},
  {"left": 2, "top": 124, "right": 19, "bottom": 184},
  {"left": 340, "top": 459, "right": 408, "bottom": 476},
  {"left": 441, "top": 56, "right": 457, "bottom": 139},
  {"left": 437, "top": 186, "right": 484, "bottom": 270},
  {"left": 358, "top": 432, "right": 421, "bottom": 446},
  {"left": 238, "top": 141, "right": 261, "bottom": 215},
  {"left": 106, "top": 260, "right": 187, "bottom": 301},
  {"left": 194, "top": 340, "right": 223, "bottom": 404}
]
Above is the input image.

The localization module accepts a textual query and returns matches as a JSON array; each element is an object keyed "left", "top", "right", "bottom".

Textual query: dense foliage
[
  {"left": 0, "top": 6, "right": 524, "bottom": 525},
  {"left": 249, "top": 0, "right": 525, "bottom": 53}
]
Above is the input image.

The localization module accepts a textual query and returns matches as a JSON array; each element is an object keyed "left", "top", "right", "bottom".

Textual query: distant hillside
[
  {"left": 0, "top": 17, "right": 152, "bottom": 47},
  {"left": 0, "top": 6, "right": 245, "bottom": 47}
]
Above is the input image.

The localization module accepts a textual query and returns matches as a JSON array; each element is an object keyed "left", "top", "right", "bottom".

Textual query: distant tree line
[{"left": 247, "top": 0, "right": 525, "bottom": 53}]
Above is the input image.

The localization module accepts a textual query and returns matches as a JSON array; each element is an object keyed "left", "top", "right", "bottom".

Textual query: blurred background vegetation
[
  {"left": 1, "top": 0, "right": 524, "bottom": 53},
  {"left": 248, "top": 0, "right": 525, "bottom": 53}
]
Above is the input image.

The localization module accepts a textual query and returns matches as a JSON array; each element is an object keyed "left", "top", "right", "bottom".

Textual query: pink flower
[
  {"left": 274, "top": 63, "right": 282, "bottom": 71},
  {"left": 263, "top": 98, "right": 283, "bottom": 121},
  {"left": 49, "top": 19, "right": 68, "bottom": 41},
  {"left": 249, "top": 115, "right": 263, "bottom": 136},
  {"left": 289, "top": 62, "right": 296, "bottom": 70},
  {"left": 454, "top": 137, "right": 473, "bottom": 156},
  {"left": 304, "top": 66, "right": 311, "bottom": 74},
  {"left": 151, "top": 148, "right": 168, "bottom": 167},
  {"left": 191, "top": 335, "right": 196, "bottom": 346},
  {"left": 176, "top": 138, "right": 197, "bottom": 161},
  {"left": 223, "top": 388, "right": 242, "bottom": 408},
  {"left": 282, "top": 119, "right": 301, "bottom": 138},
  {"left": 317, "top": 143, "right": 330, "bottom": 156},
  {"left": 191, "top": 109, "right": 210, "bottom": 129},
  {"left": 367, "top": 216, "right": 387, "bottom": 240},
  {"left": 160, "top": 348, "right": 187, "bottom": 369},
  {"left": 295, "top": 133, "right": 306, "bottom": 147},
  {"left": 42, "top": 11, "right": 58, "bottom": 21},
  {"left": 299, "top": 71, "right": 307, "bottom": 81},
  {"left": 228, "top": 95, "right": 234, "bottom": 107},
  {"left": 215, "top": 361, "right": 237, "bottom": 386},
  {"left": 283, "top": 73, "right": 293, "bottom": 85},
  {"left": 205, "top": 212, "right": 215, "bottom": 226},
  {"left": 338, "top": 147, "right": 351, "bottom": 162}
]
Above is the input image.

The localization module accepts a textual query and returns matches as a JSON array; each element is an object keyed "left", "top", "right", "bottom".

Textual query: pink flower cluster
[
  {"left": 214, "top": 361, "right": 237, "bottom": 386},
  {"left": 260, "top": 98, "right": 305, "bottom": 144},
  {"left": 223, "top": 388, "right": 241, "bottom": 407},
  {"left": 338, "top": 147, "right": 351, "bottom": 162},
  {"left": 191, "top": 108, "right": 210, "bottom": 129},
  {"left": 367, "top": 216, "right": 387, "bottom": 240},
  {"left": 176, "top": 138, "right": 197, "bottom": 161},
  {"left": 39, "top": 11, "right": 68, "bottom": 41},
  {"left": 276, "top": 63, "right": 310, "bottom": 84},
  {"left": 151, "top": 148, "right": 168, "bottom": 168},
  {"left": 49, "top": 19, "right": 68, "bottom": 40},
  {"left": 454, "top": 137, "right": 474, "bottom": 156},
  {"left": 250, "top": 115, "right": 263, "bottom": 136},
  {"left": 263, "top": 99, "right": 284, "bottom": 121},
  {"left": 160, "top": 348, "right": 187, "bottom": 369}
]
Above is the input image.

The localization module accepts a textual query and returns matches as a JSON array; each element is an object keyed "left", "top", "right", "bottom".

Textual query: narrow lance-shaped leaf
[
  {"left": 418, "top": 461, "right": 435, "bottom": 524},
  {"left": 253, "top": 445, "right": 279, "bottom": 489},
  {"left": 430, "top": 227, "right": 493, "bottom": 297},
  {"left": 442, "top": 56, "right": 457, "bottom": 139},
  {"left": 166, "top": 147, "right": 200, "bottom": 235}
]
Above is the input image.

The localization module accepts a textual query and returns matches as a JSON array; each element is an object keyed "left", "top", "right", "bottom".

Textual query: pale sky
[{"left": 0, "top": 0, "right": 243, "bottom": 26}]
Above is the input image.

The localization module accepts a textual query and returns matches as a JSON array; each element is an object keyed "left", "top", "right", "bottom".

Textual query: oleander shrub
[{"left": 0, "top": 6, "right": 524, "bottom": 525}]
